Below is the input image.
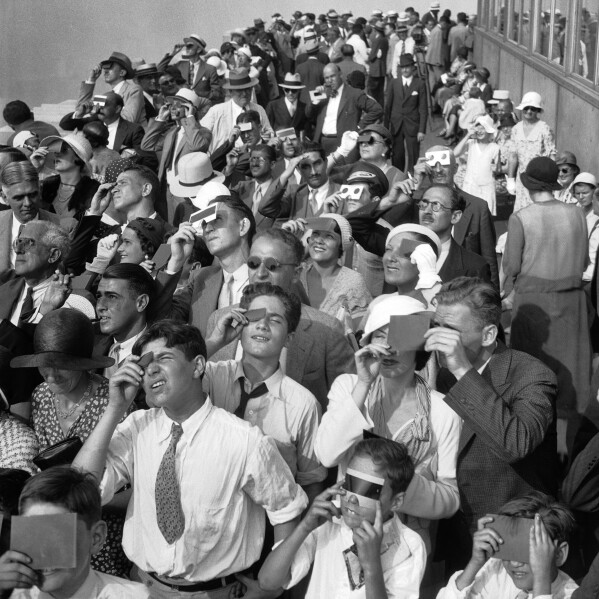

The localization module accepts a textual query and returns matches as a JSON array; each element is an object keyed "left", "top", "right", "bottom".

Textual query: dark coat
[
  {"left": 368, "top": 35, "right": 389, "bottom": 78},
  {"left": 59, "top": 114, "right": 145, "bottom": 152},
  {"left": 384, "top": 75, "right": 428, "bottom": 136},
  {"left": 40, "top": 176, "right": 100, "bottom": 221},
  {"left": 265, "top": 97, "right": 308, "bottom": 135},
  {"left": 438, "top": 238, "right": 492, "bottom": 283}
]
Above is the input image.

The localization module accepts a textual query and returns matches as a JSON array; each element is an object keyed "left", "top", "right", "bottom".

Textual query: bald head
[{"left": 323, "top": 63, "right": 343, "bottom": 92}]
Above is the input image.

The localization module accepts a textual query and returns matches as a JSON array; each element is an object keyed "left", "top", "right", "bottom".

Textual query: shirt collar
[
  {"left": 113, "top": 326, "right": 146, "bottom": 357},
  {"left": 223, "top": 262, "right": 249, "bottom": 283},
  {"left": 113, "top": 80, "right": 125, "bottom": 95},
  {"left": 255, "top": 178, "right": 273, "bottom": 194},
  {"left": 157, "top": 395, "right": 214, "bottom": 444},
  {"left": 234, "top": 361, "right": 285, "bottom": 397}
]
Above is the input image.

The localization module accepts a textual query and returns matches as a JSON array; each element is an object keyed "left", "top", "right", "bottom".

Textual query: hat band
[
  {"left": 227, "top": 75, "right": 252, "bottom": 87},
  {"left": 180, "top": 172, "right": 217, "bottom": 187}
]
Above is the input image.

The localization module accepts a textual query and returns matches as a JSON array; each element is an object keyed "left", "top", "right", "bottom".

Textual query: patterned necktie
[
  {"left": 400, "top": 41, "right": 405, "bottom": 55},
  {"left": 18, "top": 285, "right": 34, "bottom": 326},
  {"left": 104, "top": 343, "right": 121, "bottom": 379},
  {"left": 155, "top": 423, "right": 185, "bottom": 544},
  {"left": 309, "top": 189, "right": 319, "bottom": 216},
  {"left": 235, "top": 380, "right": 268, "bottom": 418},
  {"left": 188, "top": 62, "right": 195, "bottom": 85},
  {"left": 253, "top": 185, "right": 263, "bottom": 216}
]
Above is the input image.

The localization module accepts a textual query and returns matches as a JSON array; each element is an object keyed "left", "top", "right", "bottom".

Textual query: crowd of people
[{"left": 1, "top": 3, "right": 599, "bottom": 598}]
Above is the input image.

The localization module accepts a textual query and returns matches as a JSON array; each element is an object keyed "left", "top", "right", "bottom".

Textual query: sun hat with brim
[
  {"left": 193, "top": 181, "right": 231, "bottom": 209},
  {"left": 206, "top": 56, "right": 227, "bottom": 77},
  {"left": 572, "top": 173, "right": 597, "bottom": 189},
  {"left": 100, "top": 51, "right": 134, "bottom": 78},
  {"left": 11, "top": 308, "right": 114, "bottom": 370},
  {"left": 555, "top": 150, "right": 578, "bottom": 169},
  {"left": 170, "top": 152, "right": 225, "bottom": 198},
  {"left": 374, "top": 21, "right": 386, "bottom": 32},
  {"left": 474, "top": 114, "right": 497, "bottom": 135},
  {"left": 362, "top": 294, "right": 429, "bottom": 344},
  {"left": 40, "top": 132, "right": 93, "bottom": 164},
  {"left": 516, "top": 91, "right": 543, "bottom": 111},
  {"left": 135, "top": 62, "right": 160, "bottom": 78},
  {"left": 487, "top": 89, "right": 510, "bottom": 105},
  {"left": 166, "top": 88, "right": 203, "bottom": 108},
  {"left": 386, "top": 223, "right": 442, "bottom": 255},
  {"left": 305, "top": 38, "right": 320, "bottom": 53},
  {"left": 12, "top": 131, "right": 36, "bottom": 149},
  {"left": 397, "top": 12, "right": 410, "bottom": 23},
  {"left": 223, "top": 68, "right": 258, "bottom": 90},
  {"left": 520, "top": 156, "right": 561, "bottom": 192},
  {"left": 184, "top": 34, "right": 207, "bottom": 52},
  {"left": 279, "top": 73, "right": 305, "bottom": 89}
]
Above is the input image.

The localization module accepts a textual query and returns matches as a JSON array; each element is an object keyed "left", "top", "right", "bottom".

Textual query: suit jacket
[
  {"left": 437, "top": 342, "right": 558, "bottom": 526},
  {"left": 296, "top": 59, "right": 326, "bottom": 105},
  {"left": 78, "top": 80, "right": 145, "bottom": 124},
  {"left": 229, "top": 179, "right": 277, "bottom": 231},
  {"left": 438, "top": 238, "right": 491, "bottom": 284},
  {"left": 0, "top": 277, "right": 26, "bottom": 321},
  {"left": 172, "top": 60, "right": 223, "bottom": 104},
  {"left": 141, "top": 116, "right": 212, "bottom": 182},
  {"left": 309, "top": 85, "right": 383, "bottom": 148},
  {"left": 265, "top": 97, "right": 307, "bottom": 135},
  {"left": 368, "top": 35, "right": 389, "bottom": 78},
  {"left": 206, "top": 304, "right": 356, "bottom": 410},
  {"left": 59, "top": 114, "right": 144, "bottom": 152},
  {"left": 384, "top": 76, "right": 428, "bottom": 137}
]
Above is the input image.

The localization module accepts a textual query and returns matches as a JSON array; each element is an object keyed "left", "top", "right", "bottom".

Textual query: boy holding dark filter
[
  {"left": 437, "top": 491, "right": 578, "bottom": 598},
  {"left": 0, "top": 467, "right": 147, "bottom": 598},
  {"left": 258, "top": 438, "right": 426, "bottom": 598}
]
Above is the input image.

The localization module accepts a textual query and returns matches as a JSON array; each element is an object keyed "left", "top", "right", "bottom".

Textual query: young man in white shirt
[{"left": 73, "top": 320, "right": 307, "bottom": 598}]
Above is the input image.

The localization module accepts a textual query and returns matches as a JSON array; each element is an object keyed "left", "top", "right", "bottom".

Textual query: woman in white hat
[
  {"left": 299, "top": 214, "right": 372, "bottom": 330},
  {"left": 454, "top": 114, "right": 500, "bottom": 215},
  {"left": 506, "top": 91, "right": 556, "bottom": 211},
  {"left": 315, "top": 293, "right": 461, "bottom": 555},
  {"left": 571, "top": 172, "right": 599, "bottom": 283}
]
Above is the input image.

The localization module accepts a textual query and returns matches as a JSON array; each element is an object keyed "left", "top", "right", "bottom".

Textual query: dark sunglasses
[{"left": 247, "top": 256, "right": 296, "bottom": 272}]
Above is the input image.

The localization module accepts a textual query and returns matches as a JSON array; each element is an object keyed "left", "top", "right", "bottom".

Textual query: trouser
[
  {"left": 367, "top": 76, "right": 385, "bottom": 108},
  {"left": 391, "top": 128, "right": 420, "bottom": 173}
]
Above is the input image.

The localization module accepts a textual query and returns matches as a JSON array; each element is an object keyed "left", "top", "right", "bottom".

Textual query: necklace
[
  {"left": 55, "top": 376, "right": 94, "bottom": 419},
  {"left": 57, "top": 183, "right": 75, "bottom": 203}
]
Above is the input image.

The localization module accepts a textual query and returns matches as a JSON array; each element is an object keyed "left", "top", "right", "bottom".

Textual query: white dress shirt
[
  {"left": 402, "top": 76, "right": 414, "bottom": 87},
  {"left": 10, "top": 213, "right": 39, "bottom": 268},
  {"left": 437, "top": 558, "right": 578, "bottom": 599},
  {"left": 112, "top": 80, "right": 125, "bottom": 95},
  {"left": 283, "top": 514, "right": 426, "bottom": 599},
  {"left": 100, "top": 397, "right": 308, "bottom": 581},
  {"left": 9, "top": 278, "right": 53, "bottom": 326},
  {"left": 11, "top": 569, "right": 149, "bottom": 599},
  {"left": 307, "top": 181, "right": 331, "bottom": 215},
  {"left": 103, "top": 327, "right": 147, "bottom": 378},
  {"left": 322, "top": 84, "right": 344, "bottom": 136},
  {"left": 347, "top": 34, "right": 370, "bottom": 69},
  {"left": 217, "top": 263, "right": 249, "bottom": 309},
  {"left": 252, "top": 178, "right": 273, "bottom": 216},
  {"left": 106, "top": 119, "right": 119, "bottom": 150},
  {"left": 204, "top": 361, "right": 326, "bottom": 485},
  {"left": 436, "top": 238, "right": 452, "bottom": 272},
  {"left": 285, "top": 97, "right": 298, "bottom": 117}
]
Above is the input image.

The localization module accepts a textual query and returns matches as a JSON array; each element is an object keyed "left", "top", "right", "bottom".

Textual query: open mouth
[
  {"left": 151, "top": 380, "right": 166, "bottom": 390},
  {"left": 251, "top": 335, "right": 270, "bottom": 343}
]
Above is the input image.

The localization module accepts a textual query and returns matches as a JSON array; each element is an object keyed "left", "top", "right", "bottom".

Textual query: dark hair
[
  {"left": 3, "top": 101, "right": 33, "bottom": 126},
  {"left": 434, "top": 276, "right": 502, "bottom": 327},
  {"left": 209, "top": 191, "right": 256, "bottom": 246},
  {"left": 237, "top": 109, "right": 261, "bottom": 127},
  {"left": 0, "top": 469, "right": 31, "bottom": 515},
  {"left": 301, "top": 140, "right": 326, "bottom": 162},
  {"left": 351, "top": 24, "right": 363, "bottom": 35},
  {"left": 240, "top": 282, "right": 301, "bottom": 333},
  {"left": 347, "top": 71, "right": 366, "bottom": 90},
  {"left": 102, "top": 263, "right": 156, "bottom": 306},
  {"left": 122, "top": 164, "right": 160, "bottom": 206},
  {"left": 499, "top": 491, "right": 575, "bottom": 544},
  {"left": 350, "top": 438, "right": 415, "bottom": 495},
  {"left": 19, "top": 467, "right": 101, "bottom": 529},
  {"left": 0, "top": 160, "right": 39, "bottom": 187},
  {"left": 251, "top": 144, "right": 277, "bottom": 163},
  {"left": 341, "top": 43, "right": 355, "bottom": 57},
  {"left": 133, "top": 320, "right": 207, "bottom": 361},
  {"left": 0, "top": 147, "right": 29, "bottom": 169},
  {"left": 165, "top": 66, "right": 186, "bottom": 84},
  {"left": 468, "top": 86, "right": 481, "bottom": 99},
  {"left": 82, "top": 121, "right": 109, "bottom": 148},
  {"left": 253, "top": 228, "right": 304, "bottom": 266},
  {"left": 457, "top": 12, "right": 468, "bottom": 23},
  {"left": 426, "top": 184, "right": 465, "bottom": 211},
  {"left": 105, "top": 91, "right": 125, "bottom": 109}
]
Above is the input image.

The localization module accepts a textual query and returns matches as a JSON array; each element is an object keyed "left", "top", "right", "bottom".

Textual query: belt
[
  {"left": 321, "top": 134, "right": 338, "bottom": 138},
  {"left": 148, "top": 571, "right": 239, "bottom": 592}
]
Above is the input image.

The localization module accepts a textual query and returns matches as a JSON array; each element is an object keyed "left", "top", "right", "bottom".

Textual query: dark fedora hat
[
  {"left": 100, "top": 51, "right": 135, "bottom": 79},
  {"left": 399, "top": 53, "right": 416, "bottom": 68},
  {"left": 222, "top": 68, "right": 258, "bottom": 90},
  {"left": 520, "top": 156, "right": 562, "bottom": 192},
  {"left": 11, "top": 308, "right": 114, "bottom": 371}
]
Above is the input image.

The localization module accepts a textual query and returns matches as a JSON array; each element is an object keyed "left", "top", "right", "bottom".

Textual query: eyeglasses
[
  {"left": 283, "top": 88, "right": 299, "bottom": 94},
  {"left": 417, "top": 199, "right": 453, "bottom": 212},
  {"left": 247, "top": 256, "right": 296, "bottom": 271},
  {"left": 12, "top": 237, "right": 40, "bottom": 251},
  {"left": 558, "top": 167, "right": 573, "bottom": 174},
  {"left": 522, "top": 106, "right": 540, "bottom": 113},
  {"left": 358, "top": 137, "right": 385, "bottom": 146}
]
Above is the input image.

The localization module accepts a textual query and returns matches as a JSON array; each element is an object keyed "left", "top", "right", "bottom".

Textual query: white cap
[
  {"left": 192, "top": 181, "right": 231, "bottom": 209},
  {"left": 386, "top": 223, "right": 442, "bottom": 256},
  {"left": 362, "top": 294, "right": 428, "bottom": 343},
  {"left": 516, "top": 91, "right": 543, "bottom": 111},
  {"left": 572, "top": 173, "right": 597, "bottom": 188}
]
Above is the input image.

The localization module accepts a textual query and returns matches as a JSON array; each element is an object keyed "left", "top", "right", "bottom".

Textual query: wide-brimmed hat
[
  {"left": 474, "top": 114, "right": 497, "bottom": 135},
  {"left": 230, "top": 28, "right": 248, "bottom": 41},
  {"left": 555, "top": 150, "right": 579, "bottom": 170},
  {"left": 184, "top": 34, "right": 207, "bottom": 53},
  {"left": 516, "top": 91, "right": 543, "bottom": 111},
  {"left": 100, "top": 51, "right": 134, "bottom": 78},
  {"left": 279, "top": 72, "right": 305, "bottom": 89},
  {"left": 430, "top": 1, "right": 441, "bottom": 8},
  {"left": 206, "top": 56, "right": 227, "bottom": 77},
  {"left": 135, "top": 62, "right": 160, "bottom": 78},
  {"left": 520, "top": 156, "right": 561, "bottom": 191},
  {"left": 363, "top": 295, "right": 429, "bottom": 343},
  {"left": 386, "top": 223, "right": 442, "bottom": 255},
  {"left": 12, "top": 130, "right": 36, "bottom": 149},
  {"left": 385, "top": 10, "right": 398, "bottom": 18},
  {"left": 223, "top": 68, "right": 258, "bottom": 90},
  {"left": 488, "top": 89, "right": 510, "bottom": 105},
  {"left": 11, "top": 309, "right": 114, "bottom": 371},
  {"left": 170, "top": 152, "right": 225, "bottom": 197},
  {"left": 399, "top": 53, "right": 416, "bottom": 68},
  {"left": 193, "top": 181, "right": 231, "bottom": 209},
  {"left": 397, "top": 11, "right": 410, "bottom": 23},
  {"left": 360, "top": 123, "right": 392, "bottom": 145},
  {"left": 40, "top": 132, "right": 92, "bottom": 164},
  {"left": 572, "top": 173, "right": 597, "bottom": 188},
  {"left": 305, "top": 38, "right": 320, "bottom": 53},
  {"left": 166, "top": 88, "right": 203, "bottom": 108}
]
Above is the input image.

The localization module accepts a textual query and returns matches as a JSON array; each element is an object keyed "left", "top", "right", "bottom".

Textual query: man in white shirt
[
  {"left": 391, "top": 25, "right": 416, "bottom": 78},
  {"left": 346, "top": 24, "right": 370, "bottom": 70},
  {"left": 73, "top": 320, "right": 307, "bottom": 598}
]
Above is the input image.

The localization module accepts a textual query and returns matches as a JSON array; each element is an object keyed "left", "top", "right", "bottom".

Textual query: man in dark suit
[
  {"left": 385, "top": 53, "right": 427, "bottom": 173},
  {"left": 265, "top": 73, "right": 307, "bottom": 135},
  {"left": 307, "top": 63, "right": 383, "bottom": 160},
  {"left": 367, "top": 21, "right": 389, "bottom": 108},
  {"left": 158, "top": 34, "right": 223, "bottom": 104},
  {"left": 205, "top": 228, "right": 356, "bottom": 410},
  {"left": 425, "top": 276, "right": 558, "bottom": 573},
  {"left": 59, "top": 92, "right": 144, "bottom": 153}
]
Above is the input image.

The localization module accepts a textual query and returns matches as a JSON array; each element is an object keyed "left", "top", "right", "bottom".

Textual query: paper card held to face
[
  {"left": 305, "top": 217, "right": 336, "bottom": 232},
  {"left": 238, "top": 122, "right": 252, "bottom": 132},
  {"left": 190, "top": 205, "right": 217, "bottom": 232},
  {"left": 425, "top": 150, "right": 451, "bottom": 166},
  {"left": 11, "top": 513, "right": 77, "bottom": 570},
  {"left": 151, "top": 244, "right": 172, "bottom": 271},
  {"left": 388, "top": 314, "right": 431, "bottom": 351},
  {"left": 309, "top": 90, "right": 327, "bottom": 103},
  {"left": 485, "top": 515, "right": 534, "bottom": 563},
  {"left": 338, "top": 185, "right": 363, "bottom": 200},
  {"left": 396, "top": 237, "right": 422, "bottom": 256},
  {"left": 244, "top": 308, "right": 267, "bottom": 322},
  {"left": 276, "top": 127, "right": 296, "bottom": 140}
]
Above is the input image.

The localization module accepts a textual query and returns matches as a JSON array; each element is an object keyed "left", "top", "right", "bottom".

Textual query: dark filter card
[
  {"left": 388, "top": 314, "right": 431, "bottom": 352},
  {"left": 11, "top": 513, "right": 77, "bottom": 569},
  {"left": 244, "top": 308, "right": 267, "bottom": 322},
  {"left": 485, "top": 515, "right": 534, "bottom": 563},
  {"left": 137, "top": 351, "right": 154, "bottom": 369},
  {"left": 151, "top": 244, "right": 172, "bottom": 271}
]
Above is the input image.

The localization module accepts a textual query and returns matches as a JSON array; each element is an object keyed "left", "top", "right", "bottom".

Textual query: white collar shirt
[
  {"left": 439, "top": 557, "right": 578, "bottom": 599},
  {"left": 282, "top": 514, "right": 426, "bottom": 599},
  {"left": 203, "top": 360, "right": 326, "bottom": 486},
  {"left": 100, "top": 397, "right": 308, "bottom": 581},
  {"left": 10, "top": 212, "right": 39, "bottom": 268},
  {"left": 112, "top": 80, "right": 125, "bottom": 95},
  {"left": 217, "top": 263, "right": 249, "bottom": 309},
  {"left": 321, "top": 84, "right": 344, "bottom": 136},
  {"left": 435, "top": 237, "right": 452, "bottom": 272},
  {"left": 10, "top": 277, "right": 52, "bottom": 326},
  {"left": 104, "top": 327, "right": 147, "bottom": 377},
  {"left": 307, "top": 181, "right": 331, "bottom": 215},
  {"left": 285, "top": 97, "right": 298, "bottom": 117},
  {"left": 106, "top": 119, "right": 119, "bottom": 150},
  {"left": 252, "top": 178, "right": 273, "bottom": 215}
]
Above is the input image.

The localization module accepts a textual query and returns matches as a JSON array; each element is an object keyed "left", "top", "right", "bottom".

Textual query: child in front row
[
  {"left": 0, "top": 467, "right": 148, "bottom": 598},
  {"left": 437, "top": 491, "right": 579, "bottom": 598},
  {"left": 258, "top": 437, "right": 426, "bottom": 598}
]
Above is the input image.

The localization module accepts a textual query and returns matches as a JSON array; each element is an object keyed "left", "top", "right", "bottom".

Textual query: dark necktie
[
  {"left": 235, "top": 380, "right": 268, "bottom": 418},
  {"left": 163, "top": 126, "right": 181, "bottom": 174},
  {"left": 18, "top": 286, "right": 35, "bottom": 326},
  {"left": 155, "top": 423, "right": 185, "bottom": 544}
]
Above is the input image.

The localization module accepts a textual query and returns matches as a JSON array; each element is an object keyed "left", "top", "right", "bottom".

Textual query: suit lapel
[
  {"left": 194, "top": 268, "right": 223, "bottom": 333},
  {"left": 453, "top": 196, "right": 473, "bottom": 245},
  {"left": 113, "top": 119, "right": 125, "bottom": 152},
  {"left": 337, "top": 87, "right": 349, "bottom": 119},
  {"left": 0, "top": 213, "right": 13, "bottom": 274},
  {"left": 285, "top": 312, "right": 313, "bottom": 380}
]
